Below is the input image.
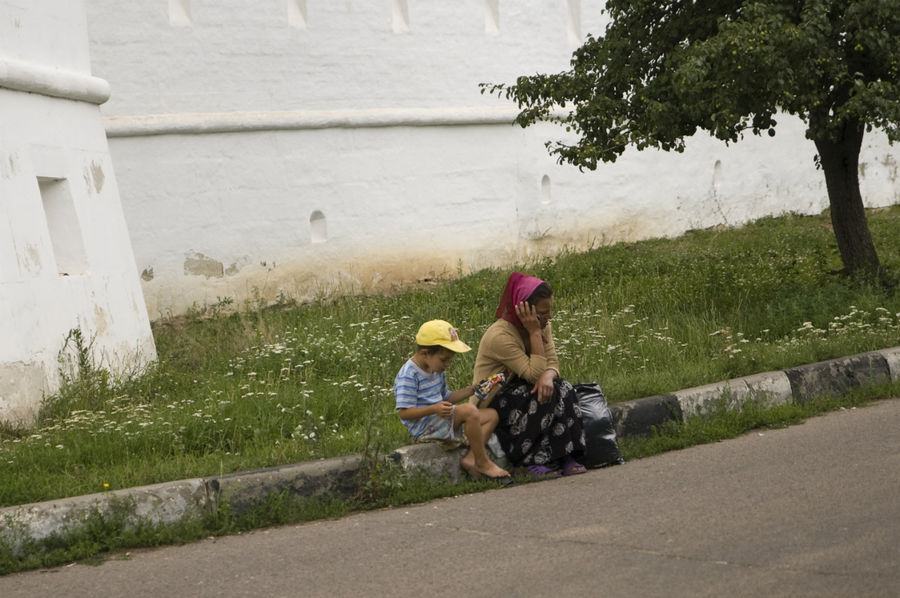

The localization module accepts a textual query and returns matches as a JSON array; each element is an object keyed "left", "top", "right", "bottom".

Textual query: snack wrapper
[{"left": 472, "top": 372, "right": 507, "bottom": 407}]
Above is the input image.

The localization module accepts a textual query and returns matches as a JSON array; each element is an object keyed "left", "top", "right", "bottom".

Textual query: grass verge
[{"left": 2, "top": 384, "right": 896, "bottom": 576}]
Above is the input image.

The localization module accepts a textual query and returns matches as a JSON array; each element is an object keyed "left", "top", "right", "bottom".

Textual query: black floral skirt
[{"left": 493, "top": 377, "right": 586, "bottom": 466}]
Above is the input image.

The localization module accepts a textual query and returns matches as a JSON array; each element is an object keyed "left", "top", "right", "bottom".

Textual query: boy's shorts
[{"left": 415, "top": 413, "right": 465, "bottom": 448}]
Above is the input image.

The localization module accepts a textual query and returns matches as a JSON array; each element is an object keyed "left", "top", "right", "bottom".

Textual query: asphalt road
[{"left": 3, "top": 399, "right": 898, "bottom": 598}]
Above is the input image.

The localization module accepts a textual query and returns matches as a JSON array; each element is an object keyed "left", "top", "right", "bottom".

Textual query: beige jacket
[{"left": 472, "top": 319, "right": 561, "bottom": 385}]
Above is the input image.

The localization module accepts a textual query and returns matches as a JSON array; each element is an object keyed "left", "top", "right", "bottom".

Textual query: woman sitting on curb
[{"left": 472, "top": 272, "right": 587, "bottom": 478}]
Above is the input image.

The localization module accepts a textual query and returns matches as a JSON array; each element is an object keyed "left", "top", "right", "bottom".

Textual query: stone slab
[
  {"left": 205, "top": 454, "right": 362, "bottom": 515},
  {"left": 674, "top": 370, "right": 794, "bottom": 418},
  {"left": 735, "top": 370, "right": 794, "bottom": 407},
  {"left": 390, "top": 443, "right": 468, "bottom": 483},
  {"left": 877, "top": 347, "right": 900, "bottom": 382},
  {"left": 785, "top": 352, "right": 892, "bottom": 405},
  {"left": 610, "top": 395, "right": 682, "bottom": 437},
  {"left": 0, "top": 479, "right": 209, "bottom": 549},
  {"left": 673, "top": 381, "right": 744, "bottom": 419}
]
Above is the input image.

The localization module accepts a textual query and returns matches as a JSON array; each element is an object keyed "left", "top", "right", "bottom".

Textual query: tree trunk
[{"left": 813, "top": 119, "right": 882, "bottom": 280}]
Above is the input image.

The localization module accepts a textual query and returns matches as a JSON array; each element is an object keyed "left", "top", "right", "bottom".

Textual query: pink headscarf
[{"left": 495, "top": 272, "right": 545, "bottom": 328}]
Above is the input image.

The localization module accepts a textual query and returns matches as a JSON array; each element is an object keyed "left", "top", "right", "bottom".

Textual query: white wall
[
  {"left": 88, "top": 1, "right": 592, "bottom": 115},
  {"left": 0, "top": 0, "right": 156, "bottom": 424},
  {"left": 84, "top": 0, "right": 900, "bottom": 318}
]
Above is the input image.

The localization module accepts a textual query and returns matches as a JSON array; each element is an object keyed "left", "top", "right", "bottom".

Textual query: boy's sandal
[
  {"left": 561, "top": 457, "right": 587, "bottom": 476},
  {"left": 462, "top": 462, "right": 515, "bottom": 487},
  {"left": 483, "top": 473, "right": 515, "bottom": 487}
]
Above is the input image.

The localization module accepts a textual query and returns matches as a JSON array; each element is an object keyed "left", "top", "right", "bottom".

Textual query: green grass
[{"left": 1, "top": 207, "right": 899, "bottom": 510}]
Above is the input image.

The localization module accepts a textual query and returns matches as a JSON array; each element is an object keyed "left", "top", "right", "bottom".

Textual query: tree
[{"left": 484, "top": 0, "right": 900, "bottom": 282}]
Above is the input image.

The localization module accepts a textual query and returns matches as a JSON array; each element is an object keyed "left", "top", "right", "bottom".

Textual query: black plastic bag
[{"left": 574, "top": 383, "right": 625, "bottom": 468}]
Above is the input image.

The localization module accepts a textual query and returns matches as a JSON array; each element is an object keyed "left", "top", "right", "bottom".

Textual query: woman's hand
[
  {"left": 515, "top": 301, "right": 542, "bottom": 335},
  {"left": 531, "top": 370, "right": 556, "bottom": 404}
]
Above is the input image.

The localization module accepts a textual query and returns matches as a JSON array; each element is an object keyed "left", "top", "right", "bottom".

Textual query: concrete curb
[
  {"left": 2, "top": 346, "right": 897, "bottom": 552},
  {"left": 206, "top": 455, "right": 363, "bottom": 515},
  {"left": 609, "top": 394, "right": 682, "bottom": 438},
  {"left": 785, "top": 350, "right": 894, "bottom": 404},
  {"left": 391, "top": 443, "right": 471, "bottom": 484},
  {"left": 0, "top": 479, "right": 210, "bottom": 549}
]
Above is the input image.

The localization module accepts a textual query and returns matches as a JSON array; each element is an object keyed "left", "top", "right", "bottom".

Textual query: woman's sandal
[
  {"left": 519, "top": 464, "right": 561, "bottom": 479},
  {"left": 561, "top": 457, "right": 587, "bottom": 476}
]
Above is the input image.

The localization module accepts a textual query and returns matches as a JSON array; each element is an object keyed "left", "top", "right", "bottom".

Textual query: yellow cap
[{"left": 415, "top": 320, "right": 471, "bottom": 353}]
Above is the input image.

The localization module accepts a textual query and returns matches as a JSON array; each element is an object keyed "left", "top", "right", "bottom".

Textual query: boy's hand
[{"left": 434, "top": 401, "right": 454, "bottom": 419}]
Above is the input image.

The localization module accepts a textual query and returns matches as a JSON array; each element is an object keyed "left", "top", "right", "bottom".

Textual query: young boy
[{"left": 394, "top": 319, "right": 511, "bottom": 484}]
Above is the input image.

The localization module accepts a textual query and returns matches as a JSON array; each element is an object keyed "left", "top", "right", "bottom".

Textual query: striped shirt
[{"left": 394, "top": 358, "right": 451, "bottom": 438}]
